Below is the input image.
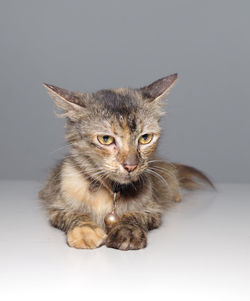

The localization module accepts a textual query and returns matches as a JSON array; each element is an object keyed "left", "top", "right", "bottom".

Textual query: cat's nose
[
  {"left": 122, "top": 153, "right": 138, "bottom": 172},
  {"left": 123, "top": 164, "right": 137, "bottom": 172}
]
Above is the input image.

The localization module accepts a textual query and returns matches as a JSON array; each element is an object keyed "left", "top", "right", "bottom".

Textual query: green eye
[
  {"left": 139, "top": 133, "right": 153, "bottom": 144},
  {"left": 97, "top": 135, "right": 114, "bottom": 145}
]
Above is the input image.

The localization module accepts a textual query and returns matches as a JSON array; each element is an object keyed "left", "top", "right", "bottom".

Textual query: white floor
[{"left": 0, "top": 181, "right": 249, "bottom": 301}]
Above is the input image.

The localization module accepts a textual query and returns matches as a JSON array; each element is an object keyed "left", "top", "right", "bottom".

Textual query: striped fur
[{"left": 40, "top": 74, "right": 213, "bottom": 250}]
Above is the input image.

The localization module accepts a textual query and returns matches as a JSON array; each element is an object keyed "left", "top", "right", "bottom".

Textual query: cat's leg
[
  {"left": 106, "top": 212, "right": 161, "bottom": 250},
  {"left": 49, "top": 208, "right": 107, "bottom": 249}
]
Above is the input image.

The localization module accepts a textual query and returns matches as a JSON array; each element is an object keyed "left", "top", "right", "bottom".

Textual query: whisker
[
  {"left": 145, "top": 169, "right": 169, "bottom": 187},
  {"left": 149, "top": 166, "right": 176, "bottom": 178},
  {"left": 50, "top": 142, "right": 76, "bottom": 155},
  {"left": 148, "top": 159, "right": 176, "bottom": 169}
]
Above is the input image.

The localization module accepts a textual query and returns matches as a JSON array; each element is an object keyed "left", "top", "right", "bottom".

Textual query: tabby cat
[{"left": 39, "top": 73, "right": 213, "bottom": 250}]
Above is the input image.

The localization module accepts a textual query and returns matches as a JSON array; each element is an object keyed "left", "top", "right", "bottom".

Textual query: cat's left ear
[
  {"left": 43, "top": 83, "right": 87, "bottom": 120},
  {"left": 140, "top": 73, "right": 178, "bottom": 102}
]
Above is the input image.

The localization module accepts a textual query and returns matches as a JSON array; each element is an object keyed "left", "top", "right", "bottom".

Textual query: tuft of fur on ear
[
  {"left": 43, "top": 83, "right": 86, "bottom": 120},
  {"left": 140, "top": 73, "right": 178, "bottom": 102}
]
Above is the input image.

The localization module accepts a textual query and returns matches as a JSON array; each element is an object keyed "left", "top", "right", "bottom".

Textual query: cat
[{"left": 39, "top": 73, "right": 213, "bottom": 250}]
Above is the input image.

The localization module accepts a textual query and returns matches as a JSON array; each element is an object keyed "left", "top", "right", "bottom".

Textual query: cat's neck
[
  {"left": 88, "top": 174, "right": 147, "bottom": 198},
  {"left": 110, "top": 179, "right": 145, "bottom": 197}
]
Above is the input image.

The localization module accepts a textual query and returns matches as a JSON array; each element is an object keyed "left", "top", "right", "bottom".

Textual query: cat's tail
[{"left": 173, "top": 163, "right": 215, "bottom": 190}]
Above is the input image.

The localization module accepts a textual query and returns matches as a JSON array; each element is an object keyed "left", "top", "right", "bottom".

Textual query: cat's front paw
[
  {"left": 106, "top": 224, "right": 147, "bottom": 251},
  {"left": 67, "top": 224, "right": 107, "bottom": 249}
]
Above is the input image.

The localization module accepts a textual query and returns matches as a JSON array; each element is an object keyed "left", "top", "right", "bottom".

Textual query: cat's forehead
[
  {"left": 91, "top": 88, "right": 156, "bottom": 133},
  {"left": 90, "top": 114, "right": 157, "bottom": 138},
  {"left": 94, "top": 88, "right": 141, "bottom": 116}
]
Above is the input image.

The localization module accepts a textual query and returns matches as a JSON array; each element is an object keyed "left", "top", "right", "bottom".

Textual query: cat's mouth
[
  {"left": 106, "top": 171, "right": 137, "bottom": 185},
  {"left": 114, "top": 173, "right": 140, "bottom": 184},
  {"left": 123, "top": 174, "right": 133, "bottom": 182}
]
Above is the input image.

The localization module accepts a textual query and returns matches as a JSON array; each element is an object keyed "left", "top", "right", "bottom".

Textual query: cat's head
[{"left": 44, "top": 74, "right": 177, "bottom": 184}]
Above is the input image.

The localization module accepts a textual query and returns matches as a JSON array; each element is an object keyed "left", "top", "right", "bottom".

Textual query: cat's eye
[
  {"left": 97, "top": 135, "right": 115, "bottom": 145},
  {"left": 139, "top": 133, "right": 153, "bottom": 145}
]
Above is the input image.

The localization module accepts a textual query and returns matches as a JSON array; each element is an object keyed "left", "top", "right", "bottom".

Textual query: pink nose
[{"left": 123, "top": 164, "right": 137, "bottom": 172}]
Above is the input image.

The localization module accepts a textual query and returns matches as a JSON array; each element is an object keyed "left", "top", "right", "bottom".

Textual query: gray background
[{"left": 0, "top": 0, "right": 249, "bottom": 183}]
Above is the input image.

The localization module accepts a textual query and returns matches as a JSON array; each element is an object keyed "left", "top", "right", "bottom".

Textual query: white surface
[{"left": 0, "top": 181, "right": 249, "bottom": 301}]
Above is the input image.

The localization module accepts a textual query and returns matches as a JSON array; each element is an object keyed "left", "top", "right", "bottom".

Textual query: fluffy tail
[{"left": 174, "top": 163, "right": 215, "bottom": 190}]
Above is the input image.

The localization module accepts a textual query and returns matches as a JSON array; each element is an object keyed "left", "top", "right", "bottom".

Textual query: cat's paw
[
  {"left": 106, "top": 224, "right": 147, "bottom": 250},
  {"left": 67, "top": 224, "right": 107, "bottom": 249}
]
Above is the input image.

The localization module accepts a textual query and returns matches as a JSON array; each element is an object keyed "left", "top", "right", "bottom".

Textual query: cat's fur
[{"left": 39, "top": 74, "right": 213, "bottom": 250}]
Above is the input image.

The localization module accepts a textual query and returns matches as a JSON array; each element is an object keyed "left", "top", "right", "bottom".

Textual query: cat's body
[{"left": 39, "top": 74, "right": 213, "bottom": 250}]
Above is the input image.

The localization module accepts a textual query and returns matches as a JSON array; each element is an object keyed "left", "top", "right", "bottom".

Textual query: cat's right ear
[
  {"left": 43, "top": 83, "right": 86, "bottom": 119},
  {"left": 140, "top": 73, "right": 178, "bottom": 102}
]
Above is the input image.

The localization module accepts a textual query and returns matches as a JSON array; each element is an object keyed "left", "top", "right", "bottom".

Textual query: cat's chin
[{"left": 109, "top": 174, "right": 139, "bottom": 185}]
